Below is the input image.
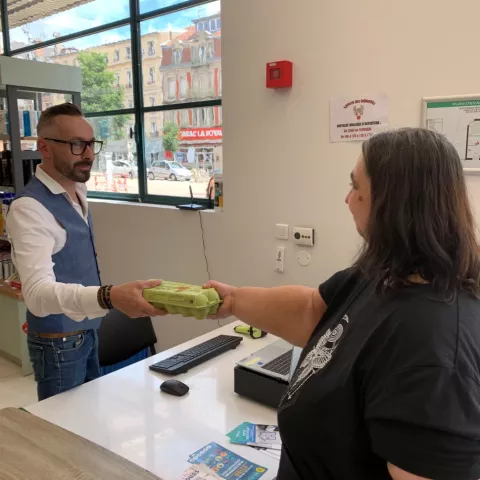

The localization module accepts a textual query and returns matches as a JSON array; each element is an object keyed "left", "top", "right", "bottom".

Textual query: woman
[{"left": 205, "top": 128, "right": 480, "bottom": 480}]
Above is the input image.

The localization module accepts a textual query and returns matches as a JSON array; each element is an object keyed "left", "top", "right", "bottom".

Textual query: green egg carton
[{"left": 143, "top": 281, "right": 222, "bottom": 320}]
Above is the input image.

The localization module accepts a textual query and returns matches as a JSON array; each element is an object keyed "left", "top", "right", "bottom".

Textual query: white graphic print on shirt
[{"left": 285, "top": 314, "right": 349, "bottom": 402}]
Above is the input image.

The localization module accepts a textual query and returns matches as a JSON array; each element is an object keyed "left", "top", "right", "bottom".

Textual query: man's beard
[{"left": 53, "top": 154, "right": 92, "bottom": 183}]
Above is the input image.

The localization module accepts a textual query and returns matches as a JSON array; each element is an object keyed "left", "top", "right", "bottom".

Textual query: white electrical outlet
[
  {"left": 275, "top": 246, "right": 285, "bottom": 273},
  {"left": 293, "top": 227, "right": 315, "bottom": 247}
]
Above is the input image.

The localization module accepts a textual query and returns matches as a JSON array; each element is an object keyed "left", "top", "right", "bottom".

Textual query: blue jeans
[{"left": 27, "top": 330, "right": 101, "bottom": 401}]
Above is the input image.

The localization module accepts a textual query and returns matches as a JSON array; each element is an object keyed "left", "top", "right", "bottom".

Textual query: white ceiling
[{"left": 6, "top": 0, "right": 94, "bottom": 29}]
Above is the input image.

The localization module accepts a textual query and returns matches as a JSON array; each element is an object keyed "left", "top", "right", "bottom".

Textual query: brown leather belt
[{"left": 29, "top": 330, "right": 85, "bottom": 339}]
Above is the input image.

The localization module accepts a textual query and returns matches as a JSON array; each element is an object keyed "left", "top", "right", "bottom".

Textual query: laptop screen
[{"left": 288, "top": 347, "right": 302, "bottom": 381}]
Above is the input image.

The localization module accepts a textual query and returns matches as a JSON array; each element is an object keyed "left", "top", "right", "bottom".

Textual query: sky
[{"left": 9, "top": 0, "right": 220, "bottom": 51}]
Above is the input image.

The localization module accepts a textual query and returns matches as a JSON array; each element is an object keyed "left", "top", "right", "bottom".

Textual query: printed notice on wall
[
  {"left": 330, "top": 93, "right": 389, "bottom": 143},
  {"left": 423, "top": 97, "right": 480, "bottom": 172}
]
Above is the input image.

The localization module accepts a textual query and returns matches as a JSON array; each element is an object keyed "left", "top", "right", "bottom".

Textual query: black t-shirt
[{"left": 277, "top": 268, "right": 480, "bottom": 480}]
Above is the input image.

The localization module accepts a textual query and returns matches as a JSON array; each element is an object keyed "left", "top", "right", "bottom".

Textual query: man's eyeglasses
[{"left": 43, "top": 138, "right": 104, "bottom": 156}]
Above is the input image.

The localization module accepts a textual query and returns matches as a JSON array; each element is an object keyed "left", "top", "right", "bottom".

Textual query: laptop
[
  {"left": 177, "top": 185, "right": 206, "bottom": 211},
  {"left": 236, "top": 340, "right": 302, "bottom": 383}
]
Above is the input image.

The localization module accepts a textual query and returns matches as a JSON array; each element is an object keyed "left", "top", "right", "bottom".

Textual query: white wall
[{"left": 90, "top": 0, "right": 480, "bottom": 350}]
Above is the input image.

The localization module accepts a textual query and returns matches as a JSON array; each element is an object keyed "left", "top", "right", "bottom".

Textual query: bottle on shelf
[
  {"left": 29, "top": 111, "right": 39, "bottom": 137},
  {"left": 23, "top": 159, "right": 33, "bottom": 186},
  {"left": 18, "top": 111, "right": 24, "bottom": 137},
  {"left": 1, "top": 142, "right": 12, "bottom": 187},
  {"left": 0, "top": 191, "right": 4, "bottom": 233},
  {"left": 0, "top": 104, "right": 8, "bottom": 137}
]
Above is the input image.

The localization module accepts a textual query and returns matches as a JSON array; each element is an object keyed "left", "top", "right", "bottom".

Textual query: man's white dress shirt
[{"left": 6, "top": 166, "right": 106, "bottom": 321}]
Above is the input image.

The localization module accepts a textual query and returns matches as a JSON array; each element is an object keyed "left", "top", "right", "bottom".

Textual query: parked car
[
  {"left": 147, "top": 160, "right": 192, "bottom": 181},
  {"left": 101, "top": 157, "right": 137, "bottom": 179}
]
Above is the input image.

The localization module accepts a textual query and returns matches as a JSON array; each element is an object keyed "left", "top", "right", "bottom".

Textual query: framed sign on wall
[{"left": 422, "top": 94, "right": 480, "bottom": 174}]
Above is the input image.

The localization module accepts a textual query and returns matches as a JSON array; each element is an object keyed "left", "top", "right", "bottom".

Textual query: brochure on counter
[
  {"left": 177, "top": 463, "right": 223, "bottom": 479},
  {"left": 227, "top": 423, "right": 282, "bottom": 451},
  {"left": 185, "top": 442, "right": 268, "bottom": 480}
]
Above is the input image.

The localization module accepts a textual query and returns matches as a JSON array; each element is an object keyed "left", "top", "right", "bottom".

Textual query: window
[
  {"left": 145, "top": 107, "right": 222, "bottom": 197},
  {"left": 12, "top": 25, "right": 133, "bottom": 115},
  {"left": 198, "top": 46, "right": 206, "bottom": 65},
  {"left": 181, "top": 110, "right": 189, "bottom": 127},
  {"left": 6, "top": 0, "right": 220, "bottom": 205},
  {"left": 180, "top": 77, "right": 188, "bottom": 100},
  {"left": 167, "top": 77, "right": 176, "bottom": 101},
  {"left": 86, "top": 114, "right": 138, "bottom": 194},
  {"left": 140, "top": 0, "right": 185, "bottom": 13},
  {"left": 8, "top": 0, "right": 130, "bottom": 49},
  {"left": 147, "top": 41, "right": 155, "bottom": 56},
  {"left": 173, "top": 49, "right": 182, "bottom": 65},
  {"left": 192, "top": 73, "right": 199, "bottom": 99},
  {"left": 164, "top": 111, "right": 174, "bottom": 124},
  {"left": 141, "top": 3, "right": 221, "bottom": 106}
]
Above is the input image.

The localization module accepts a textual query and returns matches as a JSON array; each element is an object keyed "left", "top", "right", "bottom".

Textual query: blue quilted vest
[{"left": 14, "top": 176, "right": 102, "bottom": 333}]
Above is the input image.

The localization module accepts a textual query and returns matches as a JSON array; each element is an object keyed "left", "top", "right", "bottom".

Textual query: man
[{"left": 7, "top": 103, "right": 165, "bottom": 401}]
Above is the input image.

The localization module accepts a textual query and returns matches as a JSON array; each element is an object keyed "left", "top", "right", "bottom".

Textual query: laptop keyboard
[{"left": 261, "top": 350, "right": 293, "bottom": 375}]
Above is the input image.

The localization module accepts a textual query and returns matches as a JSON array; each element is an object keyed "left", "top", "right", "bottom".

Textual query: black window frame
[{"left": 0, "top": 0, "right": 221, "bottom": 208}]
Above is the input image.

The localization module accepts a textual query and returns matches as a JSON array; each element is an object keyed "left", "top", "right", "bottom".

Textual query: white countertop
[{"left": 27, "top": 321, "right": 280, "bottom": 480}]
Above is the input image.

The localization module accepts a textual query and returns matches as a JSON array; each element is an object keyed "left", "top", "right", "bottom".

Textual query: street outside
[{"left": 87, "top": 175, "right": 210, "bottom": 198}]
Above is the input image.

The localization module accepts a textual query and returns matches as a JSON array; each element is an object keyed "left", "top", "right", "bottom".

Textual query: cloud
[
  {"left": 44, "top": 11, "right": 103, "bottom": 31},
  {"left": 98, "top": 33, "right": 125, "bottom": 44}
]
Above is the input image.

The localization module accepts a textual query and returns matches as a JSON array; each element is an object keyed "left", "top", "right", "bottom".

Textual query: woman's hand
[{"left": 204, "top": 281, "right": 238, "bottom": 319}]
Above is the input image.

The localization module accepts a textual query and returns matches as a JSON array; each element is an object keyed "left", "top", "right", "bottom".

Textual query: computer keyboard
[
  {"left": 149, "top": 334, "right": 243, "bottom": 375},
  {"left": 261, "top": 350, "right": 293, "bottom": 376}
]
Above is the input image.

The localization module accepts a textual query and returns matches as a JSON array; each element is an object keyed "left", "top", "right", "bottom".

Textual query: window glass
[
  {"left": 13, "top": 26, "right": 133, "bottom": 114},
  {"left": 9, "top": 0, "right": 130, "bottom": 49},
  {"left": 86, "top": 114, "right": 138, "bottom": 194},
  {"left": 145, "top": 107, "right": 222, "bottom": 198},
  {"left": 140, "top": 2, "right": 221, "bottom": 106}
]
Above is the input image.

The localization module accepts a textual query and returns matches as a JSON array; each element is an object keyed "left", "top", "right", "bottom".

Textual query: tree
[
  {"left": 163, "top": 121, "right": 180, "bottom": 157},
  {"left": 77, "top": 51, "right": 128, "bottom": 140}
]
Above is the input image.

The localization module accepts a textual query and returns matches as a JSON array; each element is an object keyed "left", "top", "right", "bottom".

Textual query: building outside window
[{"left": 6, "top": 0, "right": 222, "bottom": 203}]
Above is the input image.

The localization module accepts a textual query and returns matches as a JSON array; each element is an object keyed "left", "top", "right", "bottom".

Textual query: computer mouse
[{"left": 160, "top": 379, "right": 190, "bottom": 397}]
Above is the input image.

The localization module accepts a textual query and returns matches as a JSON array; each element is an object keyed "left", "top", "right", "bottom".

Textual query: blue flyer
[
  {"left": 188, "top": 442, "right": 268, "bottom": 480},
  {"left": 227, "top": 423, "right": 282, "bottom": 450}
]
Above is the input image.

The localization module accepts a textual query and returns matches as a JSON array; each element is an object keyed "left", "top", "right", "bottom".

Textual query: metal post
[
  {"left": 129, "top": 0, "right": 146, "bottom": 199},
  {"left": 6, "top": 86, "right": 24, "bottom": 192},
  {"left": 1, "top": 0, "right": 10, "bottom": 56}
]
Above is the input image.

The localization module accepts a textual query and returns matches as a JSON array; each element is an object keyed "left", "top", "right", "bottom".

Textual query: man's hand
[
  {"left": 110, "top": 280, "right": 167, "bottom": 318},
  {"left": 203, "top": 281, "right": 238, "bottom": 319}
]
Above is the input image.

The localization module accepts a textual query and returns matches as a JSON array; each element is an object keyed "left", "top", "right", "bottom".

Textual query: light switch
[
  {"left": 276, "top": 246, "right": 285, "bottom": 273},
  {"left": 276, "top": 224, "right": 289, "bottom": 240}
]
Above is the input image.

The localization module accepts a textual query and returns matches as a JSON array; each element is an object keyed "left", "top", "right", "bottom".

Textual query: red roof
[{"left": 178, "top": 26, "right": 196, "bottom": 42}]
